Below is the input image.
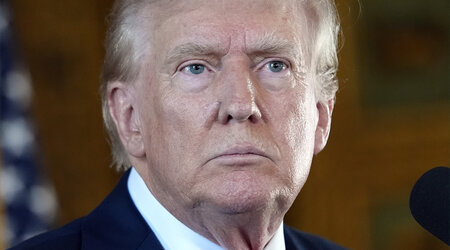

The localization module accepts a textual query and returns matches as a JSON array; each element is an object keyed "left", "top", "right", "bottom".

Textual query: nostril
[{"left": 249, "top": 114, "right": 259, "bottom": 123}]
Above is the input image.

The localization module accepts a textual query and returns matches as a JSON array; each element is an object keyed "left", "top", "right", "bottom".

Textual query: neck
[
  {"left": 181, "top": 204, "right": 286, "bottom": 250},
  {"left": 133, "top": 164, "right": 291, "bottom": 249}
]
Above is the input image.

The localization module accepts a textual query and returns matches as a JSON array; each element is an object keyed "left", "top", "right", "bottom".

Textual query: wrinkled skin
[{"left": 108, "top": 0, "right": 333, "bottom": 249}]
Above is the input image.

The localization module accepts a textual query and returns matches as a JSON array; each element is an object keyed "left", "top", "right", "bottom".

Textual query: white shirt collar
[{"left": 127, "top": 167, "right": 285, "bottom": 250}]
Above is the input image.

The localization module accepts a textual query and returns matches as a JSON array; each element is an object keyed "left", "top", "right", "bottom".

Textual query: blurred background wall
[{"left": 1, "top": 0, "right": 449, "bottom": 249}]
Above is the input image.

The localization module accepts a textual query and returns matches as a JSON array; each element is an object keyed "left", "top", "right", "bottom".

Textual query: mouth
[{"left": 206, "top": 144, "right": 273, "bottom": 166}]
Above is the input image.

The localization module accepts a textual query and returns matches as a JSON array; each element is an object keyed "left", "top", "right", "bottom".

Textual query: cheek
[
  {"left": 159, "top": 94, "right": 210, "bottom": 134},
  {"left": 271, "top": 90, "right": 317, "bottom": 182},
  {"left": 144, "top": 86, "right": 214, "bottom": 158},
  {"left": 287, "top": 108, "right": 316, "bottom": 164},
  {"left": 272, "top": 88, "right": 317, "bottom": 147},
  {"left": 140, "top": 75, "right": 194, "bottom": 135}
]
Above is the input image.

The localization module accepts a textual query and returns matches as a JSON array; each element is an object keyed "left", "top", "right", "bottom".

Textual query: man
[{"left": 11, "top": 0, "right": 344, "bottom": 249}]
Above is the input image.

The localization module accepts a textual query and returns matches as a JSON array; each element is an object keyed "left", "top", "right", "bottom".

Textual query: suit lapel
[
  {"left": 284, "top": 225, "right": 304, "bottom": 250},
  {"left": 80, "top": 170, "right": 164, "bottom": 250},
  {"left": 136, "top": 233, "right": 165, "bottom": 250}
]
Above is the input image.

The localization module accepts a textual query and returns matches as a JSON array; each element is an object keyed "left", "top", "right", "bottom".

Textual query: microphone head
[{"left": 409, "top": 166, "right": 449, "bottom": 245}]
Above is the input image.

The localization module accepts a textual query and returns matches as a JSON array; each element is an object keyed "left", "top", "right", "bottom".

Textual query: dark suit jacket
[{"left": 10, "top": 170, "right": 346, "bottom": 250}]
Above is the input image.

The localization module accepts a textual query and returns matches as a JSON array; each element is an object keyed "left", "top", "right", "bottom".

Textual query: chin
[
  {"left": 200, "top": 170, "right": 291, "bottom": 215},
  {"left": 215, "top": 191, "right": 270, "bottom": 215}
]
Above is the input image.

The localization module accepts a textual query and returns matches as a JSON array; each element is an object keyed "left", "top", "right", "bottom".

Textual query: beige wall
[{"left": 6, "top": 0, "right": 449, "bottom": 249}]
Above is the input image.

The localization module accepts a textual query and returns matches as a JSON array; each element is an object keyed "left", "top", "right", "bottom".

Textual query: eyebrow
[
  {"left": 246, "top": 32, "right": 298, "bottom": 58},
  {"left": 165, "top": 42, "right": 226, "bottom": 66},
  {"left": 164, "top": 33, "right": 300, "bottom": 65}
]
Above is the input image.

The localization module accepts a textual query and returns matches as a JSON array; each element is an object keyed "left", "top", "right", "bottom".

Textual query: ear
[
  {"left": 107, "top": 82, "right": 145, "bottom": 158},
  {"left": 314, "top": 99, "right": 334, "bottom": 155}
]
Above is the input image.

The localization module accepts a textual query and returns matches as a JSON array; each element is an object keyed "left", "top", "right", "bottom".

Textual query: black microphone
[{"left": 409, "top": 166, "right": 449, "bottom": 245}]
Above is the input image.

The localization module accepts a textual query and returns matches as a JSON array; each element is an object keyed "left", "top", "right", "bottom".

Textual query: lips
[
  {"left": 206, "top": 143, "right": 274, "bottom": 166},
  {"left": 220, "top": 146, "right": 267, "bottom": 157}
]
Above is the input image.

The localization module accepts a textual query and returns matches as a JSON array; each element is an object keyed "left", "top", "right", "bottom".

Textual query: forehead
[{"left": 145, "top": 0, "right": 309, "bottom": 54}]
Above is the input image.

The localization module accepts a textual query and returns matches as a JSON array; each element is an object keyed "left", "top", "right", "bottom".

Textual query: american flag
[{"left": 0, "top": 1, "right": 58, "bottom": 247}]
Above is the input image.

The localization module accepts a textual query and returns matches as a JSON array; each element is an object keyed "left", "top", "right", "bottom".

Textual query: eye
[
  {"left": 183, "top": 64, "right": 206, "bottom": 75},
  {"left": 266, "top": 60, "right": 287, "bottom": 73}
]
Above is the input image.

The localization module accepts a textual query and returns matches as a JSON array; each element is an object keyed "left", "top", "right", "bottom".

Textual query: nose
[{"left": 216, "top": 60, "right": 262, "bottom": 124}]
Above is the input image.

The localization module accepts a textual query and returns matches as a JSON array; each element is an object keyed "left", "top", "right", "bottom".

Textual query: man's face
[{"left": 129, "top": 0, "right": 331, "bottom": 215}]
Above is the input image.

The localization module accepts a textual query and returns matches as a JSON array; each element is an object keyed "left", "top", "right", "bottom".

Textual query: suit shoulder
[
  {"left": 284, "top": 225, "right": 347, "bottom": 250},
  {"left": 8, "top": 218, "right": 84, "bottom": 250}
]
